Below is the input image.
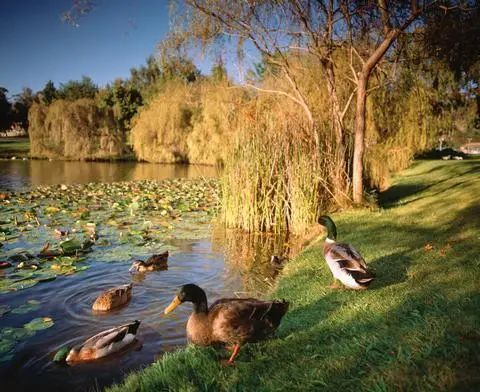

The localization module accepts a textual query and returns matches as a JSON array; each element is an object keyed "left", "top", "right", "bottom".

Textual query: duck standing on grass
[
  {"left": 318, "top": 215, "right": 375, "bottom": 289},
  {"left": 54, "top": 320, "right": 141, "bottom": 363},
  {"left": 164, "top": 284, "right": 289, "bottom": 364}
]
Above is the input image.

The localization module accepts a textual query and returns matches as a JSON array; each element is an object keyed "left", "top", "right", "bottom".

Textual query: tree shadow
[
  {"left": 379, "top": 184, "right": 428, "bottom": 207},
  {"left": 369, "top": 250, "right": 411, "bottom": 289},
  {"left": 234, "top": 283, "right": 479, "bottom": 391}
]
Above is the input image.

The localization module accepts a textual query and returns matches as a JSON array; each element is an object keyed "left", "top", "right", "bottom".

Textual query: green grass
[
  {"left": 0, "top": 137, "right": 30, "bottom": 158},
  {"left": 108, "top": 159, "right": 480, "bottom": 392}
]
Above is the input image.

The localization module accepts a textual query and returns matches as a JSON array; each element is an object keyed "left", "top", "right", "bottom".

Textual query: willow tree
[
  {"left": 167, "top": 0, "right": 455, "bottom": 204},
  {"left": 165, "top": 0, "right": 355, "bottom": 203}
]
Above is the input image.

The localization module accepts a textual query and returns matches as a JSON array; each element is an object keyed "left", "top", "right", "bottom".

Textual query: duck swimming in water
[
  {"left": 129, "top": 251, "right": 169, "bottom": 273},
  {"left": 61, "top": 320, "right": 141, "bottom": 363},
  {"left": 92, "top": 283, "right": 133, "bottom": 312}
]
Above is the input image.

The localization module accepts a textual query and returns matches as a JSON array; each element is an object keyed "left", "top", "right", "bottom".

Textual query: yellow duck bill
[{"left": 164, "top": 296, "right": 181, "bottom": 314}]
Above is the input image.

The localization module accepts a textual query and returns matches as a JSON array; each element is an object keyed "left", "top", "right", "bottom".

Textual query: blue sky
[{"left": 0, "top": 0, "right": 224, "bottom": 99}]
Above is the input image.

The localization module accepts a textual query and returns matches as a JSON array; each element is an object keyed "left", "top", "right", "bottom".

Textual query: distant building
[
  {"left": 459, "top": 142, "right": 480, "bottom": 155},
  {"left": 0, "top": 123, "right": 27, "bottom": 137}
]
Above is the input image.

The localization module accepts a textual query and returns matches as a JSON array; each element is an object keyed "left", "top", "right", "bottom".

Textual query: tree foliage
[
  {"left": 0, "top": 87, "right": 11, "bottom": 131},
  {"left": 57, "top": 76, "right": 98, "bottom": 101},
  {"left": 41, "top": 80, "right": 57, "bottom": 105}
]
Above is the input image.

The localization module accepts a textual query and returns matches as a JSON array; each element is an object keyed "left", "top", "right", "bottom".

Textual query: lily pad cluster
[
  {"left": 0, "top": 299, "right": 53, "bottom": 362},
  {"left": 0, "top": 178, "right": 220, "bottom": 294},
  {"left": 0, "top": 250, "right": 90, "bottom": 294},
  {"left": 0, "top": 316, "right": 54, "bottom": 362}
]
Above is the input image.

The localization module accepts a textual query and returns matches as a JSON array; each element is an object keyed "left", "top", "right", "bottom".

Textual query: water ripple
[{"left": 0, "top": 239, "right": 276, "bottom": 392}]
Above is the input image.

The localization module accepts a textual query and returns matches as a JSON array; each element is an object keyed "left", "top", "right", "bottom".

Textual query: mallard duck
[
  {"left": 129, "top": 251, "right": 169, "bottom": 273},
  {"left": 92, "top": 283, "right": 133, "bottom": 312},
  {"left": 318, "top": 215, "right": 375, "bottom": 289},
  {"left": 270, "top": 255, "right": 287, "bottom": 268},
  {"left": 164, "top": 284, "right": 289, "bottom": 364},
  {"left": 62, "top": 320, "right": 141, "bottom": 363}
]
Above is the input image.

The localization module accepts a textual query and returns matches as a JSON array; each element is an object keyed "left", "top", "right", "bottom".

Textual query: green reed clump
[
  {"left": 28, "top": 99, "right": 127, "bottom": 160},
  {"left": 220, "top": 95, "right": 338, "bottom": 234}
]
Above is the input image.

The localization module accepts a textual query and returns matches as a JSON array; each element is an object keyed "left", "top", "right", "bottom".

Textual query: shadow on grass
[
  {"left": 379, "top": 184, "right": 429, "bottom": 207},
  {"left": 369, "top": 250, "right": 411, "bottom": 289},
  {"left": 379, "top": 161, "right": 480, "bottom": 209},
  {"left": 231, "top": 280, "right": 480, "bottom": 391}
]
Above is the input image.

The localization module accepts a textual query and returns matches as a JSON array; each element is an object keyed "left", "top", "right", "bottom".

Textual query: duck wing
[
  {"left": 329, "top": 243, "right": 368, "bottom": 270},
  {"left": 82, "top": 321, "right": 140, "bottom": 349},
  {"left": 210, "top": 298, "right": 289, "bottom": 344},
  {"left": 333, "top": 248, "right": 375, "bottom": 285},
  {"left": 146, "top": 251, "right": 168, "bottom": 266},
  {"left": 112, "top": 283, "right": 133, "bottom": 296}
]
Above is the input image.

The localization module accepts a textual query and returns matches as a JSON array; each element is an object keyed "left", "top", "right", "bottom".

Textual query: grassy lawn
[
  {"left": 0, "top": 137, "right": 30, "bottom": 158},
  {"left": 109, "top": 159, "right": 479, "bottom": 392}
]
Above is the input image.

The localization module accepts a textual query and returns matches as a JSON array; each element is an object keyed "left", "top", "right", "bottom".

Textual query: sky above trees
[{"left": 0, "top": 0, "right": 178, "bottom": 98}]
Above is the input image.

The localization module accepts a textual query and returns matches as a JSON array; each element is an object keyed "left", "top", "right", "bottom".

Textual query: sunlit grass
[
  {"left": 108, "top": 159, "right": 480, "bottom": 392},
  {"left": 0, "top": 137, "right": 29, "bottom": 158}
]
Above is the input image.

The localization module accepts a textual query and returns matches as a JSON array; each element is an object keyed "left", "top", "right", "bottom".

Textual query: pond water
[
  {"left": 0, "top": 161, "right": 292, "bottom": 392},
  {"left": 0, "top": 160, "right": 218, "bottom": 191}
]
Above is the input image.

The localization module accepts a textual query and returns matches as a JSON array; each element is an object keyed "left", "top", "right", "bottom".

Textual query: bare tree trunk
[
  {"left": 324, "top": 62, "right": 348, "bottom": 202},
  {"left": 352, "top": 29, "right": 399, "bottom": 204},
  {"left": 352, "top": 75, "right": 367, "bottom": 204}
]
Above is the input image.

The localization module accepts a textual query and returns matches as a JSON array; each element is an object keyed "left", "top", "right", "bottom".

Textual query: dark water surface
[{"left": 0, "top": 161, "right": 289, "bottom": 392}]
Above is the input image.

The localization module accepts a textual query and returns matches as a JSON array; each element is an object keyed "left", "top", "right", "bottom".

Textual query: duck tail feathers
[
  {"left": 268, "top": 299, "right": 289, "bottom": 321},
  {"left": 349, "top": 270, "right": 375, "bottom": 287},
  {"left": 128, "top": 320, "right": 141, "bottom": 335}
]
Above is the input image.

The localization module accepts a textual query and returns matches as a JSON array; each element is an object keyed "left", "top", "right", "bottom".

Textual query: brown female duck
[
  {"left": 92, "top": 283, "right": 133, "bottom": 312},
  {"left": 129, "top": 251, "right": 169, "bottom": 273},
  {"left": 164, "top": 284, "right": 289, "bottom": 364}
]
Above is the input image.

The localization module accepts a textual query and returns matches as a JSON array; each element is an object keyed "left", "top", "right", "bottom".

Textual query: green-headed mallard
[
  {"left": 318, "top": 215, "right": 375, "bottom": 289},
  {"left": 129, "top": 251, "right": 169, "bottom": 273},
  {"left": 92, "top": 283, "right": 133, "bottom": 312},
  {"left": 164, "top": 284, "right": 289, "bottom": 364},
  {"left": 61, "top": 320, "right": 141, "bottom": 363}
]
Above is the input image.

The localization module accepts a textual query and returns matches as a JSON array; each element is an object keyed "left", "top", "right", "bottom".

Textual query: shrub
[{"left": 29, "top": 99, "right": 127, "bottom": 160}]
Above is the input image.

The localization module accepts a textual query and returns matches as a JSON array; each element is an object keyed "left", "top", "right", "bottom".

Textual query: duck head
[
  {"left": 129, "top": 260, "right": 145, "bottom": 273},
  {"left": 164, "top": 284, "right": 208, "bottom": 314},
  {"left": 318, "top": 215, "right": 337, "bottom": 241},
  {"left": 53, "top": 346, "right": 72, "bottom": 363}
]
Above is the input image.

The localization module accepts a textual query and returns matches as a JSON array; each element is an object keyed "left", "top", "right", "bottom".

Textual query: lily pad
[
  {"left": 59, "top": 239, "right": 83, "bottom": 254},
  {"left": 8, "top": 251, "right": 35, "bottom": 263},
  {"left": 0, "top": 305, "right": 11, "bottom": 317},
  {"left": 7, "top": 279, "right": 39, "bottom": 292},
  {"left": 0, "top": 327, "right": 35, "bottom": 340},
  {"left": 33, "top": 272, "right": 57, "bottom": 282},
  {"left": 0, "top": 261, "right": 11, "bottom": 269},
  {"left": 0, "top": 339, "right": 16, "bottom": 355},
  {"left": 24, "top": 317, "right": 54, "bottom": 331},
  {"left": 12, "top": 300, "right": 41, "bottom": 315}
]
